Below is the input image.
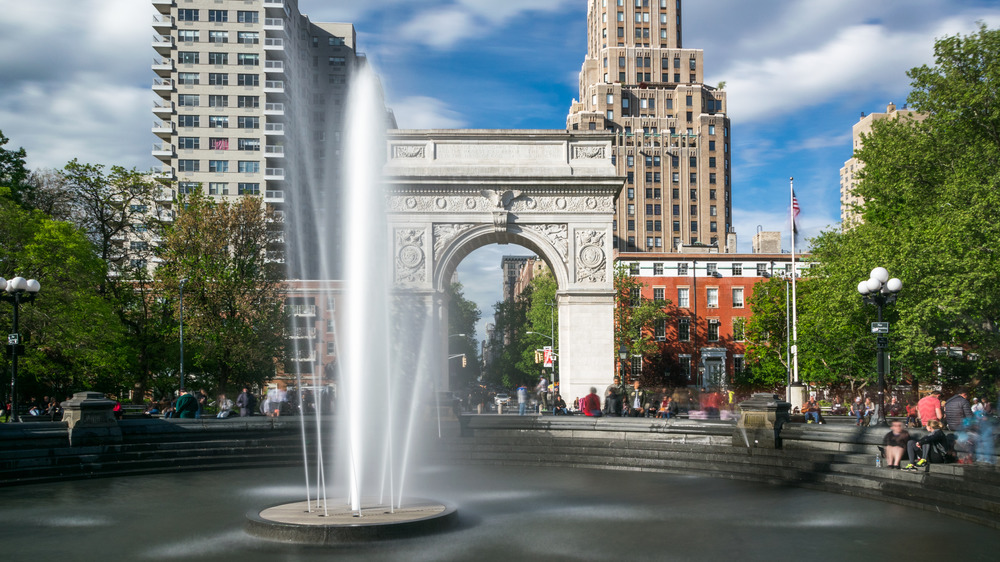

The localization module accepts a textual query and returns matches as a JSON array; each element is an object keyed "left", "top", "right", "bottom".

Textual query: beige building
[
  {"left": 151, "top": 0, "right": 391, "bottom": 276},
  {"left": 567, "top": 0, "right": 732, "bottom": 254},
  {"left": 840, "top": 102, "right": 922, "bottom": 227}
]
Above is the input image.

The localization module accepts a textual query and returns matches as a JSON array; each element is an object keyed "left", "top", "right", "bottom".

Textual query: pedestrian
[
  {"left": 916, "top": 389, "right": 942, "bottom": 427},
  {"left": 535, "top": 375, "right": 549, "bottom": 412},
  {"left": 881, "top": 420, "right": 910, "bottom": 469},
  {"left": 944, "top": 387, "right": 973, "bottom": 430},
  {"left": 174, "top": 389, "right": 199, "bottom": 419},
  {"left": 236, "top": 387, "right": 253, "bottom": 417},
  {"left": 604, "top": 377, "right": 622, "bottom": 416},
  {"left": 216, "top": 393, "right": 234, "bottom": 418},
  {"left": 581, "top": 387, "right": 603, "bottom": 417},
  {"left": 626, "top": 380, "right": 647, "bottom": 418},
  {"left": 516, "top": 384, "right": 529, "bottom": 416}
]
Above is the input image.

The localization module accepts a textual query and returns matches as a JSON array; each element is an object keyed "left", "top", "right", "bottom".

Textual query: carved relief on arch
[
  {"left": 576, "top": 229, "right": 607, "bottom": 284},
  {"left": 394, "top": 228, "right": 426, "bottom": 285},
  {"left": 432, "top": 223, "right": 474, "bottom": 260},
  {"left": 522, "top": 224, "right": 569, "bottom": 263}
]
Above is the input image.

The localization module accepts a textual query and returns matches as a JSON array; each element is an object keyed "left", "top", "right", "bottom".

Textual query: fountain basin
[{"left": 246, "top": 498, "right": 457, "bottom": 544}]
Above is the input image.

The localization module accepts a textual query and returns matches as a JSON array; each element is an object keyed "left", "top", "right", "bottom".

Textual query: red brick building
[{"left": 619, "top": 250, "right": 807, "bottom": 390}]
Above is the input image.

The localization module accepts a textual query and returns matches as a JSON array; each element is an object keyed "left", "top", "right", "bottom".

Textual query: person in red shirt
[
  {"left": 581, "top": 387, "right": 603, "bottom": 417},
  {"left": 917, "top": 390, "right": 943, "bottom": 426}
]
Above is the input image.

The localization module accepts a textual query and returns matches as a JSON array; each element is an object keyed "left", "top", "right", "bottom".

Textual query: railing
[
  {"left": 264, "top": 80, "right": 284, "bottom": 90},
  {"left": 152, "top": 143, "right": 173, "bottom": 152},
  {"left": 152, "top": 14, "right": 174, "bottom": 25},
  {"left": 263, "top": 0, "right": 284, "bottom": 7},
  {"left": 265, "top": 145, "right": 284, "bottom": 156},
  {"left": 265, "top": 123, "right": 284, "bottom": 132},
  {"left": 287, "top": 327, "right": 315, "bottom": 339},
  {"left": 265, "top": 190, "right": 284, "bottom": 200},
  {"left": 264, "top": 38, "right": 284, "bottom": 48},
  {"left": 152, "top": 78, "right": 173, "bottom": 88},
  {"left": 152, "top": 34, "right": 173, "bottom": 45},
  {"left": 264, "top": 60, "right": 284, "bottom": 70},
  {"left": 265, "top": 168, "right": 285, "bottom": 178},
  {"left": 288, "top": 305, "right": 316, "bottom": 317},
  {"left": 152, "top": 121, "right": 174, "bottom": 131},
  {"left": 264, "top": 102, "right": 284, "bottom": 112},
  {"left": 264, "top": 18, "right": 284, "bottom": 29},
  {"left": 153, "top": 101, "right": 173, "bottom": 111}
]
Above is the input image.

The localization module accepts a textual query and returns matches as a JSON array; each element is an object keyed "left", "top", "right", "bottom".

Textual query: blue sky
[{"left": 2, "top": 0, "right": 999, "bottom": 341}]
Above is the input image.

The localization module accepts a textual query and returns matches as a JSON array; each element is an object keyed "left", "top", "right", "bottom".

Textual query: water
[{"left": 0, "top": 464, "right": 995, "bottom": 561}]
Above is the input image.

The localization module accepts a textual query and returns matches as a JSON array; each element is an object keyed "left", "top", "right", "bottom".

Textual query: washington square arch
[{"left": 384, "top": 130, "right": 622, "bottom": 403}]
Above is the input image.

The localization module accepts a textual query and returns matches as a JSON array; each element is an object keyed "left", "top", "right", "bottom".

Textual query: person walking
[
  {"left": 944, "top": 387, "right": 974, "bottom": 430},
  {"left": 236, "top": 387, "right": 254, "bottom": 417},
  {"left": 516, "top": 384, "right": 529, "bottom": 416},
  {"left": 174, "top": 389, "right": 199, "bottom": 419}
]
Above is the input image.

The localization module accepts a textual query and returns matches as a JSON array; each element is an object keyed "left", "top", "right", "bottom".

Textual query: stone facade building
[{"left": 567, "top": 0, "right": 733, "bottom": 254}]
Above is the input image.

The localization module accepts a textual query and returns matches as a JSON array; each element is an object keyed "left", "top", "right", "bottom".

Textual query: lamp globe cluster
[
  {"left": 857, "top": 267, "right": 901, "bottom": 296},
  {"left": 0, "top": 277, "right": 41, "bottom": 295}
]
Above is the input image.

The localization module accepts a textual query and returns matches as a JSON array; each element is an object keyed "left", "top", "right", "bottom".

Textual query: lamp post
[
  {"left": 1, "top": 276, "right": 41, "bottom": 423},
  {"left": 179, "top": 278, "right": 187, "bottom": 394},
  {"left": 618, "top": 345, "right": 628, "bottom": 407},
  {"left": 857, "top": 267, "right": 902, "bottom": 427}
]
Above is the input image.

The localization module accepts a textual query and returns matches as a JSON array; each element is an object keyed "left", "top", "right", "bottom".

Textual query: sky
[{"left": 2, "top": 0, "right": 999, "bottom": 341}]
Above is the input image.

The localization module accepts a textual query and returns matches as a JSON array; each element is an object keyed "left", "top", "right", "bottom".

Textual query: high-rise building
[
  {"left": 567, "top": 0, "right": 732, "bottom": 254},
  {"left": 151, "top": 0, "right": 393, "bottom": 277},
  {"left": 839, "top": 102, "right": 922, "bottom": 228}
]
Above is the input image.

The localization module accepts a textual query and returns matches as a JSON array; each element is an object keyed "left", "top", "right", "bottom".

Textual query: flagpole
[{"left": 788, "top": 177, "right": 804, "bottom": 409}]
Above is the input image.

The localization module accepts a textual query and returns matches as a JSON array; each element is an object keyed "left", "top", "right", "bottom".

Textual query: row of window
[
  {"left": 177, "top": 181, "right": 260, "bottom": 196},
  {"left": 650, "top": 316, "right": 746, "bottom": 343},
  {"left": 177, "top": 9, "right": 258, "bottom": 23},
  {"left": 177, "top": 72, "right": 260, "bottom": 86},
  {"left": 177, "top": 137, "right": 260, "bottom": 151},
  {"left": 629, "top": 262, "right": 800, "bottom": 277},
  {"left": 176, "top": 94, "right": 259, "bottom": 107},
  {"left": 176, "top": 115, "right": 260, "bottom": 128},
  {"left": 177, "top": 51, "right": 261, "bottom": 65},
  {"left": 177, "top": 160, "right": 261, "bottom": 173},
  {"left": 625, "top": 187, "right": 722, "bottom": 201},
  {"left": 622, "top": 154, "right": 721, "bottom": 168},
  {"left": 177, "top": 30, "right": 259, "bottom": 43}
]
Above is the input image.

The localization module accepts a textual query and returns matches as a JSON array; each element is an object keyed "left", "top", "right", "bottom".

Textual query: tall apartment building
[
  {"left": 567, "top": 0, "right": 733, "bottom": 254},
  {"left": 839, "top": 102, "right": 922, "bottom": 227},
  {"left": 151, "top": 0, "right": 392, "bottom": 278}
]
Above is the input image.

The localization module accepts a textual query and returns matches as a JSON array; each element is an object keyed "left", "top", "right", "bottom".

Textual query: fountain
[{"left": 246, "top": 65, "right": 456, "bottom": 544}]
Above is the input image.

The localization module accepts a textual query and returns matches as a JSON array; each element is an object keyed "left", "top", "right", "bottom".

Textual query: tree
[
  {"left": 613, "top": 263, "right": 670, "bottom": 385},
  {"left": 484, "top": 296, "right": 532, "bottom": 388},
  {"left": 809, "top": 25, "right": 1000, "bottom": 395},
  {"left": 741, "top": 277, "right": 791, "bottom": 392},
  {"left": 447, "top": 281, "right": 481, "bottom": 388},
  {"left": 523, "top": 271, "right": 558, "bottom": 383},
  {"left": 0, "top": 130, "right": 31, "bottom": 207},
  {"left": 155, "top": 191, "right": 285, "bottom": 392}
]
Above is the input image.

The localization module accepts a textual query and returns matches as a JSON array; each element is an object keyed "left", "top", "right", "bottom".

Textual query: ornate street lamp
[
  {"left": 179, "top": 278, "right": 187, "bottom": 394},
  {"left": 857, "top": 267, "right": 902, "bottom": 427},
  {"left": 618, "top": 345, "right": 628, "bottom": 412},
  {"left": 1, "top": 276, "right": 41, "bottom": 423}
]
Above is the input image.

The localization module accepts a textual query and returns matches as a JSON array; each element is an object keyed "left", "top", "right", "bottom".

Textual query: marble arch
[{"left": 385, "top": 130, "right": 622, "bottom": 403}]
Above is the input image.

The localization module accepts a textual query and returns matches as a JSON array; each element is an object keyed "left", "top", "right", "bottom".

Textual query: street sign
[
  {"left": 876, "top": 336, "right": 888, "bottom": 348},
  {"left": 7, "top": 333, "right": 19, "bottom": 345},
  {"left": 543, "top": 346, "right": 554, "bottom": 368},
  {"left": 871, "top": 322, "right": 889, "bottom": 334}
]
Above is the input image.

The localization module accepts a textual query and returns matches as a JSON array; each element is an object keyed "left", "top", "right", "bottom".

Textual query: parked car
[{"left": 494, "top": 393, "right": 510, "bottom": 408}]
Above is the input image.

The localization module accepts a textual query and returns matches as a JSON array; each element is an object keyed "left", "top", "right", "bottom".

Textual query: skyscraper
[
  {"left": 567, "top": 0, "right": 733, "bottom": 254},
  {"left": 151, "top": 0, "right": 393, "bottom": 277}
]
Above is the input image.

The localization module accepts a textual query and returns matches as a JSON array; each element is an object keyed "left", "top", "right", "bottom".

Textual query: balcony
[
  {"left": 152, "top": 121, "right": 174, "bottom": 138},
  {"left": 289, "top": 352, "right": 315, "bottom": 362},
  {"left": 264, "top": 190, "right": 285, "bottom": 203},
  {"left": 152, "top": 34, "right": 173, "bottom": 54},
  {"left": 157, "top": 209, "right": 175, "bottom": 222},
  {"left": 154, "top": 166, "right": 175, "bottom": 181},
  {"left": 264, "top": 122, "right": 284, "bottom": 135},
  {"left": 152, "top": 100, "right": 173, "bottom": 116},
  {"left": 152, "top": 143, "right": 173, "bottom": 160},
  {"left": 152, "top": 78, "right": 173, "bottom": 96},
  {"left": 265, "top": 145, "right": 284, "bottom": 157},
  {"left": 155, "top": 188, "right": 176, "bottom": 202},
  {"left": 152, "top": 0, "right": 173, "bottom": 14},
  {"left": 263, "top": 18, "right": 285, "bottom": 31},
  {"left": 264, "top": 168, "right": 285, "bottom": 180},
  {"left": 263, "top": 0, "right": 285, "bottom": 9},
  {"left": 264, "top": 38, "right": 284, "bottom": 51},
  {"left": 152, "top": 14, "right": 174, "bottom": 31},
  {"left": 264, "top": 60, "right": 284, "bottom": 73},
  {"left": 288, "top": 304, "right": 316, "bottom": 317},
  {"left": 152, "top": 57, "right": 173, "bottom": 75},
  {"left": 263, "top": 80, "right": 284, "bottom": 94},
  {"left": 287, "top": 327, "right": 316, "bottom": 340},
  {"left": 264, "top": 102, "right": 284, "bottom": 116}
]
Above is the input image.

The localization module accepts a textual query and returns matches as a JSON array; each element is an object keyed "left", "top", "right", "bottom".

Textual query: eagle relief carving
[{"left": 480, "top": 189, "right": 523, "bottom": 210}]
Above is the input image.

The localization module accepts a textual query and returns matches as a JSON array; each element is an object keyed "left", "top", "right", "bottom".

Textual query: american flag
[{"left": 791, "top": 190, "right": 801, "bottom": 236}]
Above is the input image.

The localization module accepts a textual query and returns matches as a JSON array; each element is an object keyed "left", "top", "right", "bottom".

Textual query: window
[
  {"left": 690, "top": 205, "right": 697, "bottom": 215},
  {"left": 732, "top": 287, "right": 745, "bottom": 308},
  {"left": 732, "top": 318, "right": 746, "bottom": 342},
  {"left": 177, "top": 51, "right": 199, "bottom": 64},
  {"left": 177, "top": 72, "right": 199, "bottom": 85},
  {"left": 709, "top": 124, "right": 716, "bottom": 135},
  {"left": 677, "top": 262, "right": 688, "bottom": 275},
  {"left": 629, "top": 287, "right": 640, "bottom": 307},
  {"left": 653, "top": 287, "right": 665, "bottom": 302},
  {"left": 708, "top": 319, "right": 719, "bottom": 342},
  {"left": 734, "top": 354, "right": 745, "bottom": 375},
  {"left": 238, "top": 161, "right": 259, "bottom": 173},
  {"left": 628, "top": 204, "right": 635, "bottom": 215},
  {"left": 672, "top": 220, "right": 680, "bottom": 232},
  {"left": 237, "top": 53, "right": 259, "bottom": 66},
  {"left": 237, "top": 182, "right": 260, "bottom": 195},
  {"left": 710, "top": 221, "right": 718, "bottom": 233},
  {"left": 677, "top": 287, "right": 689, "bottom": 308},
  {"left": 238, "top": 95, "right": 259, "bottom": 108},
  {"left": 654, "top": 262, "right": 663, "bottom": 275},
  {"left": 329, "top": 57, "right": 346, "bottom": 66},
  {"left": 732, "top": 263, "right": 743, "bottom": 276},
  {"left": 630, "top": 355, "right": 643, "bottom": 375},
  {"left": 206, "top": 52, "right": 227, "bottom": 65},
  {"left": 238, "top": 32, "right": 259, "bottom": 44},
  {"left": 655, "top": 318, "right": 666, "bottom": 340},
  {"left": 177, "top": 182, "right": 197, "bottom": 195},
  {"left": 208, "top": 73, "right": 228, "bottom": 85},
  {"left": 329, "top": 36, "right": 345, "bottom": 46},
  {"left": 678, "top": 318, "right": 690, "bottom": 341},
  {"left": 178, "top": 9, "right": 199, "bottom": 21},
  {"left": 706, "top": 262, "right": 718, "bottom": 276},
  {"left": 178, "top": 30, "right": 199, "bottom": 42},
  {"left": 178, "top": 137, "right": 199, "bottom": 149},
  {"left": 209, "top": 160, "right": 228, "bottom": 173},
  {"left": 326, "top": 342, "right": 336, "bottom": 356},
  {"left": 208, "top": 115, "right": 228, "bottom": 128},
  {"left": 209, "top": 137, "right": 228, "bottom": 150},
  {"left": 208, "top": 182, "right": 227, "bottom": 195},
  {"left": 756, "top": 263, "right": 768, "bottom": 276},
  {"left": 629, "top": 262, "right": 640, "bottom": 275},
  {"left": 178, "top": 115, "right": 199, "bottom": 127},
  {"left": 238, "top": 138, "right": 259, "bottom": 151},
  {"left": 238, "top": 73, "right": 259, "bottom": 86},
  {"left": 130, "top": 241, "right": 149, "bottom": 252},
  {"left": 178, "top": 159, "right": 199, "bottom": 172},
  {"left": 237, "top": 11, "right": 259, "bottom": 23},
  {"left": 706, "top": 288, "right": 718, "bottom": 308},
  {"left": 208, "top": 9, "right": 228, "bottom": 22},
  {"left": 237, "top": 116, "right": 259, "bottom": 129},
  {"left": 177, "top": 94, "right": 199, "bottom": 107}
]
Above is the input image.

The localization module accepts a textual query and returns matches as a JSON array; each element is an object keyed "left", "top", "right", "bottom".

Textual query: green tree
[
  {"left": 742, "top": 277, "right": 791, "bottom": 392},
  {"left": 0, "top": 130, "right": 30, "bottom": 207},
  {"left": 484, "top": 297, "right": 532, "bottom": 388},
  {"left": 447, "top": 281, "right": 481, "bottom": 388},
  {"left": 155, "top": 191, "right": 285, "bottom": 392},
  {"left": 613, "top": 263, "right": 670, "bottom": 385},
  {"left": 522, "top": 271, "right": 558, "bottom": 383},
  {"left": 809, "top": 25, "right": 1000, "bottom": 394}
]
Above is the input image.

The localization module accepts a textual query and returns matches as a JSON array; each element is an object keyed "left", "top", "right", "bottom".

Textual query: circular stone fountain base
[{"left": 246, "top": 498, "right": 457, "bottom": 544}]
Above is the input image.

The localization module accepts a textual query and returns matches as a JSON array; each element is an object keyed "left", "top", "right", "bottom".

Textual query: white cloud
[
  {"left": 398, "top": 9, "right": 484, "bottom": 49},
  {"left": 732, "top": 202, "right": 839, "bottom": 254},
  {"left": 389, "top": 96, "right": 467, "bottom": 129}
]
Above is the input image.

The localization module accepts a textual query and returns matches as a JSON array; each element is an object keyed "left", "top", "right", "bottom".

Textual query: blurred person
[
  {"left": 535, "top": 375, "right": 549, "bottom": 412},
  {"left": 862, "top": 397, "right": 876, "bottom": 426},
  {"left": 604, "top": 377, "right": 622, "bottom": 416},
  {"left": 236, "top": 387, "right": 254, "bottom": 417},
  {"left": 850, "top": 398, "right": 864, "bottom": 426},
  {"left": 881, "top": 420, "right": 910, "bottom": 469},
  {"left": 175, "top": 389, "right": 199, "bottom": 418},
  {"left": 802, "top": 395, "right": 821, "bottom": 424},
  {"left": 626, "top": 380, "right": 647, "bottom": 417},
  {"left": 552, "top": 394, "right": 568, "bottom": 415},
  {"left": 195, "top": 389, "right": 209, "bottom": 419},
  {"left": 944, "top": 387, "right": 973, "bottom": 430},
  {"left": 917, "top": 390, "right": 943, "bottom": 426},
  {"left": 581, "top": 387, "right": 603, "bottom": 417},
  {"left": 905, "top": 401, "right": 919, "bottom": 428},
  {"left": 216, "top": 393, "right": 234, "bottom": 418},
  {"left": 971, "top": 397, "right": 984, "bottom": 415},
  {"left": 517, "top": 384, "right": 528, "bottom": 416}
]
